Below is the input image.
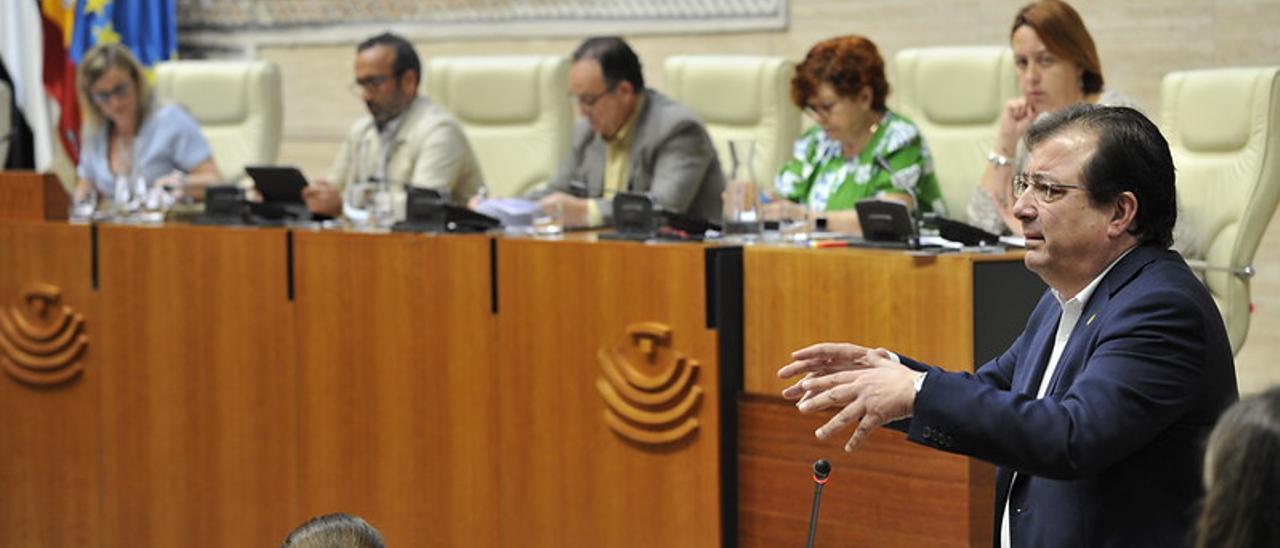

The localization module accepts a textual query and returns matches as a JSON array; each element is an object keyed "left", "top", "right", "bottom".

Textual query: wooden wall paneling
[
  {"left": 743, "top": 247, "right": 978, "bottom": 397},
  {"left": 0, "top": 222, "right": 101, "bottom": 547},
  {"left": 496, "top": 238, "right": 723, "bottom": 548},
  {"left": 94, "top": 224, "right": 299, "bottom": 548},
  {"left": 292, "top": 232, "right": 499, "bottom": 547}
]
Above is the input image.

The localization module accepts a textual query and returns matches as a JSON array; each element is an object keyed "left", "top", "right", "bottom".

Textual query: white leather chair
[
  {"left": 0, "top": 79, "right": 11, "bottom": 167},
  {"left": 1162, "top": 67, "right": 1280, "bottom": 354},
  {"left": 663, "top": 55, "right": 800, "bottom": 186},
  {"left": 153, "top": 59, "right": 283, "bottom": 184},
  {"left": 892, "top": 47, "right": 1019, "bottom": 221},
  {"left": 425, "top": 55, "right": 572, "bottom": 198}
]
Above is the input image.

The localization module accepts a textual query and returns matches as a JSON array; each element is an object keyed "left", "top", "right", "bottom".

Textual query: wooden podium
[
  {"left": 0, "top": 223, "right": 1041, "bottom": 548},
  {"left": 737, "top": 246, "right": 1044, "bottom": 547},
  {"left": 0, "top": 172, "right": 68, "bottom": 221}
]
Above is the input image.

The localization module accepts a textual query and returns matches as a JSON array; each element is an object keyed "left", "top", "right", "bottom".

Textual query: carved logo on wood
[
  {"left": 596, "top": 322, "right": 702, "bottom": 445},
  {"left": 0, "top": 283, "right": 88, "bottom": 386}
]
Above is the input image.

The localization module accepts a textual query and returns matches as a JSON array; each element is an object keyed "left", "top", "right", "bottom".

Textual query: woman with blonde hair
[{"left": 74, "top": 43, "right": 220, "bottom": 203}]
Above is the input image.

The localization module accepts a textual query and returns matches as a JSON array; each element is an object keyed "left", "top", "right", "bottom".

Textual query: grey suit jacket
[{"left": 534, "top": 89, "right": 724, "bottom": 223}]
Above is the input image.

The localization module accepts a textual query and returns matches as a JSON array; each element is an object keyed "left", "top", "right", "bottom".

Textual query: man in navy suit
[{"left": 777, "top": 104, "right": 1238, "bottom": 548}]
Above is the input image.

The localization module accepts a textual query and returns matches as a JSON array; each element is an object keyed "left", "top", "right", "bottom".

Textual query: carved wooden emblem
[
  {"left": 0, "top": 283, "right": 88, "bottom": 386},
  {"left": 596, "top": 322, "right": 702, "bottom": 445}
]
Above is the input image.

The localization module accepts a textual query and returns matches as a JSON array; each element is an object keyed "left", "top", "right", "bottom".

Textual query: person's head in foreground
[
  {"left": 281, "top": 513, "right": 385, "bottom": 548},
  {"left": 1195, "top": 387, "right": 1280, "bottom": 548}
]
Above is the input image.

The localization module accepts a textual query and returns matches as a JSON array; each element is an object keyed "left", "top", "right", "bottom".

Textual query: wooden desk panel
[
  {"left": 0, "top": 223, "right": 1037, "bottom": 548},
  {"left": 0, "top": 172, "right": 68, "bottom": 221},
  {"left": 0, "top": 222, "right": 100, "bottom": 547},
  {"left": 94, "top": 224, "right": 299, "bottom": 548},
  {"left": 496, "top": 238, "right": 723, "bottom": 548},
  {"left": 744, "top": 247, "right": 980, "bottom": 397},
  {"left": 738, "top": 396, "right": 993, "bottom": 548},
  {"left": 739, "top": 246, "right": 1033, "bottom": 548},
  {"left": 291, "top": 232, "right": 499, "bottom": 547}
]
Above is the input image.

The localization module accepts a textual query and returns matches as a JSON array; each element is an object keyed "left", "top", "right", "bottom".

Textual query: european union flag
[{"left": 69, "top": 0, "right": 177, "bottom": 67}]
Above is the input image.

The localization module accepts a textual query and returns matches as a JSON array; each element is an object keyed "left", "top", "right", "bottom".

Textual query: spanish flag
[{"left": 0, "top": 0, "right": 175, "bottom": 177}]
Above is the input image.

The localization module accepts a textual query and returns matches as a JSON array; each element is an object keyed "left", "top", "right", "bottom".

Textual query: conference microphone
[{"left": 805, "top": 459, "right": 831, "bottom": 548}]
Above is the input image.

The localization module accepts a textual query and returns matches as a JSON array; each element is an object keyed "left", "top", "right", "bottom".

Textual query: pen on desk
[{"left": 808, "top": 240, "right": 849, "bottom": 249}]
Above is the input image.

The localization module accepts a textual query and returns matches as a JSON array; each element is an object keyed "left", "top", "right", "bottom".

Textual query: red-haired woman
[{"left": 772, "top": 35, "right": 946, "bottom": 234}]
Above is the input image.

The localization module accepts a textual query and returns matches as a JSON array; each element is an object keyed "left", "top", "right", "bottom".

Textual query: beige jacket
[{"left": 328, "top": 96, "right": 485, "bottom": 207}]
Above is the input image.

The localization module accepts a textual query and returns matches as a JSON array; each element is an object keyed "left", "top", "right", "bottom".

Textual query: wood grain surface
[
  {"left": 291, "top": 231, "right": 499, "bottom": 547},
  {"left": 94, "top": 224, "right": 299, "bottom": 547},
  {"left": 0, "top": 222, "right": 100, "bottom": 547},
  {"left": 740, "top": 245, "right": 1015, "bottom": 547},
  {"left": 495, "top": 237, "right": 724, "bottom": 548}
]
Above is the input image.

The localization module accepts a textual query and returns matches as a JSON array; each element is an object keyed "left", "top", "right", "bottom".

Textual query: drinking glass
[
  {"left": 109, "top": 175, "right": 143, "bottom": 221},
  {"left": 343, "top": 180, "right": 375, "bottom": 230},
  {"left": 721, "top": 139, "right": 762, "bottom": 239},
  {"left": 532, "top": 199, "right": 564, "bottom": 236},
  {"left": 779, "top": 203, "right": 815, "bottom": 243},
  {"left": 68, "top": 185, "right": 97, "bottom": 224},
  {"left": 368, "top": 182, "right": 395, "bottom": 229},
  {"left": 137, "top": 179, "right": 173, "bottom": 224}
]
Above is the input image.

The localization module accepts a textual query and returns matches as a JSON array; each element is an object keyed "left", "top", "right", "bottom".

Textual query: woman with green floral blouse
[{"left": 770, "top": 35, "right": 946, "bottom": 234}]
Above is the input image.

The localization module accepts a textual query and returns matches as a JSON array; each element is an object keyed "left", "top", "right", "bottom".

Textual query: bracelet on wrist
[{"left": 987, "top": 150, "right": 1011, "bottom": 168}]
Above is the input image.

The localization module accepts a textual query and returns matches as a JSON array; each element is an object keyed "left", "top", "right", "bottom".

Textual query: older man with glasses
[
  {"left": 520, "top": 36, "right": 723, "bottom": 227},
  {"left": 304, "top": 32, "right": 484, "bottom": 216},
  {"left": 777, "top": 105, "right": 1238, "bottom": 548}
]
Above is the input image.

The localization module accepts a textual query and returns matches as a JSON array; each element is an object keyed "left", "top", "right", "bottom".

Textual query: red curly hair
[{"left": 791, "top": 35, "right": 888, "bottom": 112}]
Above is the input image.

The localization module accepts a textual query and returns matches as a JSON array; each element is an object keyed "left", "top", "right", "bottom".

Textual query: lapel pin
[{"left": 1086, "top": 313, "right": 1097, "bottom": 326}]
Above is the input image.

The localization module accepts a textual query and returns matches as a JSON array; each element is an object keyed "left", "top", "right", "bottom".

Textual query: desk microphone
[{"left": 805, "top": 459, "right": 831, "bottom": 548}]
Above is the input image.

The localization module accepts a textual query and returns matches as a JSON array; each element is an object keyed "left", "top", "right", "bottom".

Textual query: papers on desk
[
  {"left": 474, "top": 198, "right": 541, "bottom": 227},
  {"left": 919, "top": 235, "right": 965, "bottom": 249},
  {"left": 999, "top": 235, "right": 1026, "bottom": 247}
]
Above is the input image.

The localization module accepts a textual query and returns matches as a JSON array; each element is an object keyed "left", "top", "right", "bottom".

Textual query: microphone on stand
[{"left": 805, "top": 459, "right": 832, "bottom": 548}]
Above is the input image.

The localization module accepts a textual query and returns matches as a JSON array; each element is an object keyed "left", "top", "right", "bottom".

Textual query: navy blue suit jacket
[{"left": 902, "top": 244, "right": 1238, "bottom": 547}]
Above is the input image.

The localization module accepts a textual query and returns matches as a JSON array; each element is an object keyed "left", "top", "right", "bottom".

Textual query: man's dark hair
[
  {"left": 357, "top": 32, "right": 421, "bottom": 86},
  {"left": 1025, "top": 104, "right": 1177, "bottom": 248},
  {"left": 571, "top": 36, "right": 644, "bottom": 92}
]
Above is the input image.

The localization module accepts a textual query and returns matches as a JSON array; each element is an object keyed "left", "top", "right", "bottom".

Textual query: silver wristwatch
[{"left": 987, "top": 150, "right": 1011, "bottom": 167}]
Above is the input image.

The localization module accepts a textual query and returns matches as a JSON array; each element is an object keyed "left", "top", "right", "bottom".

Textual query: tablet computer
[{"left": 245, "top": 166, "right": 308, "bottom": 204}]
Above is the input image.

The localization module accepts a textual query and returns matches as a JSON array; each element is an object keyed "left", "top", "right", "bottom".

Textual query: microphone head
[{"left": 812, "top": 459, "right": 831, "bottom": 480}]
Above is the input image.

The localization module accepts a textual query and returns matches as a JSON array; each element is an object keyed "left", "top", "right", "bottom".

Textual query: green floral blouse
[{"left": 774, "top": 110, "right": 946, "bottom": 214}]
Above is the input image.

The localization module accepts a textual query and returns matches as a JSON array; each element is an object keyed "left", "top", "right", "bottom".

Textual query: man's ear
[
  {"left": 1109, "top": 190, "right": 1138, "bottom": 238},
  {"left": 616, "top": 80, "right": 635, "bottom": 98},
  {"left": 400, "top": 68, "right": 419, "bottom": 90}
]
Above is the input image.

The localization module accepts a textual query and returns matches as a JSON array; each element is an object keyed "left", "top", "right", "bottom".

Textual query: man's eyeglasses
[
  {"left": 91, "top": 81, "right": 132, "bottom": 105},
  {"left": 1013, "top": 172, "right": 1085, "bottom": 204},
  {"left": 349, "top": 74, "right": 396, "bottom": 95},
  {"left": 572, "top": 84, "right": 618, "bottom": 109}
]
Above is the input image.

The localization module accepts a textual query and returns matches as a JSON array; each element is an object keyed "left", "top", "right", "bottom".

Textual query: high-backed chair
[
  {"left": 425, "top": 55, "right": 571, "bottom": 198},
  {"left": 0, "top": 79, "right": 11, "bottom": 167},
  {"left": 153, "top": 59, "right": 283, "bottom": 184},
  {"left": 1162, "top": 67, "right": 1280, "bottom": 355},
  {"left": 892, "top": 47, "right": 1019, "bottom": 221},
  {"left": 663, "top": 55, "right": 800, "bottom": 186}
]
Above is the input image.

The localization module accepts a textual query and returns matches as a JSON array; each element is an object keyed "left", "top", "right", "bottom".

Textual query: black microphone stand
[{"left": 805, "top": 459, "right": 831, "bottom": 548}]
